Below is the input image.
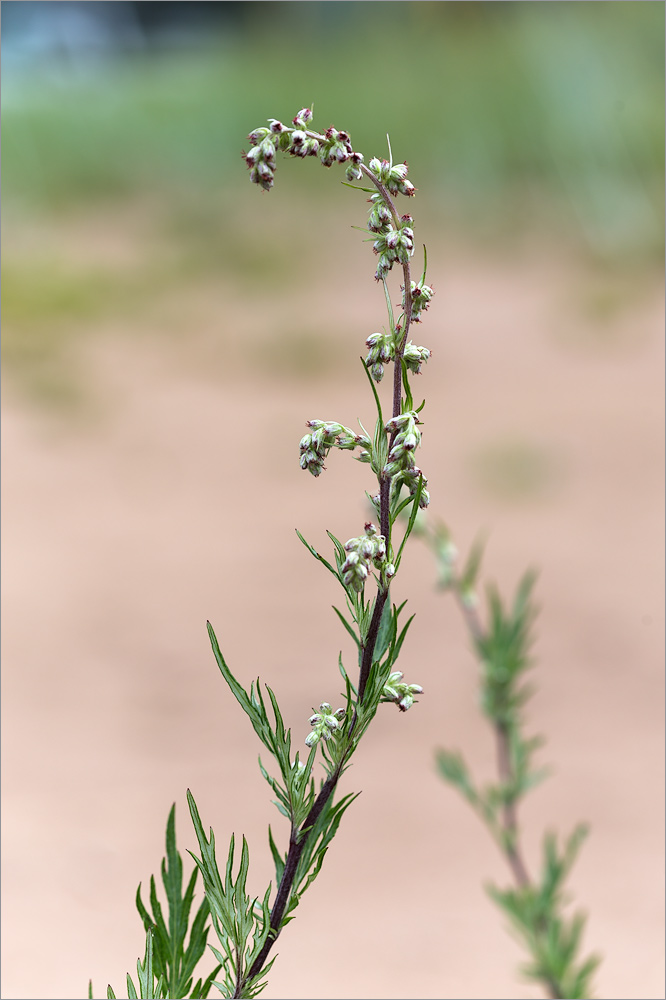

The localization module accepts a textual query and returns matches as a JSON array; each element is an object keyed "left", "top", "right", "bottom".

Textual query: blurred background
[{"left": 1, "top": 3, "right": 664, "bottom": 998}]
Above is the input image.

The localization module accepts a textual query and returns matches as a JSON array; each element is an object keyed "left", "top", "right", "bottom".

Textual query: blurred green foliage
[
  {"left": 2, "top": 1, "right": 663, "bottom": 256},
  {"left": 1, "top": 2, "right": 663, "bottom": 406}
]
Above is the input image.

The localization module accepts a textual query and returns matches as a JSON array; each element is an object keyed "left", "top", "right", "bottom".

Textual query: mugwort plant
[{"left": 93, "top": 107, "right": 433, "bottom": 999}]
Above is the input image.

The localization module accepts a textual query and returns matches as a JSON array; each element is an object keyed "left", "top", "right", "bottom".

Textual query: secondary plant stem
[{"left": 451, "top": 577, "right": 562, "bottom": 1000}]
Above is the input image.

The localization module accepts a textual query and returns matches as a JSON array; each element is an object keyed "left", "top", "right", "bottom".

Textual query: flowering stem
[{"left": 236, "top": 109, "right": 428, "bottom": 996}]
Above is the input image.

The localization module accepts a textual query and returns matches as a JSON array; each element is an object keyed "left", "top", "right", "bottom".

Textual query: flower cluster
[
  {"left": 384, "top": 411, "right": 430, "bottom": 508},
  {"left": 364, "top": 330, "right": 394, "bottom": 382},
  {"left": 341, "top": 523, "right": 394, "bottom": 592},
  {"left": 372, "top": 221, "right": 415, "bottom": 282},
  {"left": 403, "top": 341, "right": 431, "bottom": 375},
  {"left": 299, "top": 420, "right": 371, "bottom": 477},
  {"left": 368, "top": 158, "right": 415, "bottom": 198},
  {"left": 381, "top": 671, "right": 424, "bottom": 712},
  {"left": 364, "top": 158, "right": 416, "bottom": 281},
  {"left": 365, "top": 329, "right": 430, "bottom": 382},
  {"left": 244, "top": 128, "right": 279, "bottom": 191},
  {"left": 245, "top": 108, "right": 369, "bottom": 194},
  {"left": 305, "top": 702, "right": 346, "bottom": 747},
  {"left": 403, "top": 279, "right": 435, "bottom": 323}
]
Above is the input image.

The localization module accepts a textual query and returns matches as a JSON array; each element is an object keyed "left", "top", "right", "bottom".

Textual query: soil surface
[{"left": 2, "top": 228, "right": 664, "bottom": 999}]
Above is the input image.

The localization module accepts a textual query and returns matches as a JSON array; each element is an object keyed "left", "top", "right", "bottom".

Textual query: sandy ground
[{"left": 2, "top": 228, "right": 664, "bottom": 999}]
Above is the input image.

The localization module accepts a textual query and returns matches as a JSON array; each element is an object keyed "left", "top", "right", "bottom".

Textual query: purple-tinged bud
[
  {"left": 309, "top": 714, "right": 322, "bottom": 727},
  {"left": 292, "top": 107, "right": 313, "bottom": 126},
  {"left": 269, "top": 119, "right": 286, "bottom": 133},
  {"left": 259, "top": 138, "right": 277, "bottom": 164},
  {"left": 305, "top": 731, "right": 319, "bottom": 747},
  {"left": 248, "top": 127, "right": 270, "bottom": 145}
]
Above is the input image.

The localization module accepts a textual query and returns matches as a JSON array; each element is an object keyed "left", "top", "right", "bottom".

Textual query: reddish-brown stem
[{"left": 237, "top": 147, "right": 415, "bottom": 998}]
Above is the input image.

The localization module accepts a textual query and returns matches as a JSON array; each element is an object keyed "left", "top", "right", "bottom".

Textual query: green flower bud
[
  {"left": 248, "top": 127, "right": 270, "bottom": 145},
  {"left": 381, "top": 672, "right": 424, "bottom": 712}
]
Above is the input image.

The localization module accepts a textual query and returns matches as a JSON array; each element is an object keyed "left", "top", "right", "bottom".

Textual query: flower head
[
  {"left": 381, "top": 671, "right": 424, "bottom": 712},
  {"left": 341, "top": 523, "right": 388, "bottom": 592},
  {"left": 305, "top": 703, "right": 346, "bottom": 746}
]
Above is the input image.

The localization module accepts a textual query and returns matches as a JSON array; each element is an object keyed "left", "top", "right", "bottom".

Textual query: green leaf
[
  {"left": 382, "top": 278, "right": 396, "bottom": 335},
  {"left": 134, "top": 803, "right": 215, "bottom": 999},
  {"left": 401, "top": 361, "right": 414, "bottom": 411},
  {"left": 460, "top": 533, "right": 486, "bottom": 594},
  {"left": 332, "top": 606, "right": 360, "bottom": 648},
  {"left": 392, "top": 610, "right": 415, "bottom": 663},
  {"left": 341, "top": 182, "right": 376, "bottom": 193},
  {"left": 373, "top": 597, "right": 396, "bottom": 663},
  {"left": 436, "top": 749, "right": 480, "bottom": 809},
  {"left": 360, "top": 355, "right": 384, "bottom": 430},
  {"left": 394, "top": 474, "right": 425, "bottom": 569},
  {"left": 295, "top": 529, "right": 341, "bottom": 582},
  {"left": 419, "top": 244, "right": 429, "bottom": 286},
  {"left": 268, "top": 826, "right": 286, "bottom": 886}
]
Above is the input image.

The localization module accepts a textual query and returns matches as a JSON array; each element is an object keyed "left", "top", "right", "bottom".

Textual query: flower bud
[
  {"left": 248, "top": 127, "right": 270, "bottom": 145},
  {"left": 292, "top": 108, "right": 313, "bottom": 127}
]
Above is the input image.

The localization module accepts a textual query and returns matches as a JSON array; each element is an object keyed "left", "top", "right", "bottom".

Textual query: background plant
[{"left": 419, "top": 521, "right": 601, "bottom": 999}]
